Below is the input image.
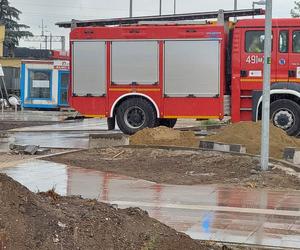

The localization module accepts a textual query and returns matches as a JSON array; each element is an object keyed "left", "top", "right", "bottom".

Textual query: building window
[
  {"left": 29, "top": 70, "right": 51, "bottom": 99},
  {"left": 293, "top": 31, "right": 300, "bottom": 53},
  {"left": 279, "top": 30, "right": 288, "bottom": 53}
]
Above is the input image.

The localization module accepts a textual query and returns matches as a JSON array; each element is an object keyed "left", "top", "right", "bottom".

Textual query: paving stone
[{"left": 24, "top": 145, "right": 40, "bottom": 155}]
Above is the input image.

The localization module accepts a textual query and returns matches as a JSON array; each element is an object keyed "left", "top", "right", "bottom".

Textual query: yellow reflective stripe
[
  {"left": 84, "top": 115, "right": 106, "bottom": 118},
  {"left": 164, "top": 116, "right": 219, "bottom": 119},
  {"left": 109, "top": 88, "right": 160, "bottom": 92}
]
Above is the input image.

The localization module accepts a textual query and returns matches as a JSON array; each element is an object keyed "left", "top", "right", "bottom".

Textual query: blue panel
[
  {"left": 23, "top": 103, "right": 58, "bottom": 109},
  {"left": 58, "top": 70, "right": 70, "bottom": 106},
  {"left": 20, "top": 63, "right": 26, "bottom": 108}
]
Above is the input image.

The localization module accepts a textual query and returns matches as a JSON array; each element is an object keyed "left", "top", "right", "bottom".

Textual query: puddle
[
  {"left": 0, "top": 111, "right": 68, "bottom": 122},
  {"left": 1, "top": 159, "right": 300, "bottom": 248},
  {"left": 10, "top": 131, "right": 89, "bottom": 149},
  {"left": 1, "top": 118, "right": 121, "bottom": 150},
  {"left": 10, "top": 118, "right": 112, "bottom": 132}
]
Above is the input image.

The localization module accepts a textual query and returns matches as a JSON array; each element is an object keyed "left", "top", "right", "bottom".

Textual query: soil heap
[
  {"left": 206, "top": 121, "right": 300, "bottom": 159},
  {"left": 130, "top": 126, "right": 199, "bottom": 147},
  {"left": 0, "top": 174, "right": 223, "bottom": 250}
]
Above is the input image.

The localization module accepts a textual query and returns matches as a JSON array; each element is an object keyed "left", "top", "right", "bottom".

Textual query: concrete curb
[
  {"left": 89, "top": 133, "right": 129, "bottom": 149},
  {"left": 199, "top": 141, "right": 246, "bottom": 153},
  {"left": 283, "top": 147, "right": 300, "bottom": 165},
  {"left": 0, "top": 149, "right": 83, "bottom": 169},
  {"left": 125, "top": 144, "right": 300, "bottom": 173}
]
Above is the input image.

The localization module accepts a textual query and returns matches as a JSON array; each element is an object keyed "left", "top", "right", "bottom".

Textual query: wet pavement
[
  {"left": 10, "top": 118, "right": 110, "bottom": 132},
  {"left": 1, "top": 115, "right": 206, "bottom": 151},
  {"left": 1, "top": 116, "right": 120, "bottom": 151},
  {"left": 0, "top": 110, "right": 70, "bottom": 122},
  {"left": 2, "top": 159, "right": 300, "bottom": 248},
  {"left": 9, "top": 117, "right": 203, "bottom": 132}
]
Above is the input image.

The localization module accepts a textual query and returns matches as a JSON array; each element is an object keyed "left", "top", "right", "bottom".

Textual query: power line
[
  {"left": 23, "top": 20, "right": 66, "bottom": 50},
  {"left": 12, "top": 0, "right": 131, "bottom": 12},
  {"left": 24, "top": 35, "right": 66, "bottom": 51}
]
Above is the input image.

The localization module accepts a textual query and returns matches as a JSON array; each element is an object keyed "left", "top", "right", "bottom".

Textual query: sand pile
[
  {"left": 206, "top": 121, "right": 300, "bottom": 159},
  {"left": 0, "top": 173, "right": 221, "bottom": 250},
  {"left": 130, "top": 126, "right": 199, "bottom": 147}
]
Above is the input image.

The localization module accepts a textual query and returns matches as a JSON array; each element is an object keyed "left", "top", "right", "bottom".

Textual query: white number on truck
[{"left": 246, "top": 55, "right": 264, "bottom": 64}]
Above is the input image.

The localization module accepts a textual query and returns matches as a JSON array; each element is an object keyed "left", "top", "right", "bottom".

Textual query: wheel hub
[
  {"left": 124, "top": 106, "right": 146, "bottom": 129},
  {"left": 273, "top": 110, "right": 294, "bottom": 130}
]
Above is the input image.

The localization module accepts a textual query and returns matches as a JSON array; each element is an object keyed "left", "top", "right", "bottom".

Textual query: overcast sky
[{"left": 9, "top": 0, "right": 297, "bottom": 49}]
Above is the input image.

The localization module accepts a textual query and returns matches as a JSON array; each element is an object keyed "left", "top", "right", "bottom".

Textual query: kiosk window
[{"left": 29, "top": 70, "right": 51, "bottom": 99}]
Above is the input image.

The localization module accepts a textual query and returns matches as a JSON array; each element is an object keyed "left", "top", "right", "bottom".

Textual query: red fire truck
[{"left": 57, "top": 9, "right": 300, "bottom": 135}]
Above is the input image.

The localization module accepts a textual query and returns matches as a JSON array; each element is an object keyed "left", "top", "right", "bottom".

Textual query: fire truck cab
[
  {"left": 57, "top": 9, "right": 300, "bottom": 136},
  {"left": 232, "top": 19, "right": 300, "bottom": 136}
]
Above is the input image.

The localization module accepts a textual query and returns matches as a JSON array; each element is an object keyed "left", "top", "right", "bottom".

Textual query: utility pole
[
  {"left": 159, "top": 0, "right": 162, "bottom": 15},
  {"left": 61, "top": 36, "right": 66, "bottom": 52},
  {"left": 39, "top": 19, "right": 47, "bottom": 36},
  {"left": 174, "top": 0, "right": 176, "bottom": 14},
  {"left": 45, "top": 35, "right": 48, "bottom": 50},
  {"left": 49, "top": 33, "right": 53, "bottom": 50},
  {"left": 260, "top": 0, "right": 272, "bottom": 171},
  {"left": 253, "top": 1, "right": 266, "bottom": 18},
  {"left": 234, "top": 0, "right": 238, "bottom": 22},
  {"left": 129, "top": 0, "right": 133, "bottom": 17}
]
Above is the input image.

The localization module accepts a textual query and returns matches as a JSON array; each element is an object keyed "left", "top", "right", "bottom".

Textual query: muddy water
[
  {"left": 1, "top": 159, "right": 300, "bottom": 248},
  {"left": 1, "top": 118, "right": 120, "bottom": 151}
]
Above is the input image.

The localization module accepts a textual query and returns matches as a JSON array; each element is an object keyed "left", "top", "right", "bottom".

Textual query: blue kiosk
[{"left": 20, "top": 59, "right": 70, "bottom": 109}]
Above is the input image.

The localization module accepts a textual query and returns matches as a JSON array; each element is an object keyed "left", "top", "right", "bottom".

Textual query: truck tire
[
  {"left": 107, "top": 117, "right": 115, "bottom": 130},
  {"left": 116, "top": 98, "right": 157, "bottom": 135},
  {"left": 270, "top": 99, "right": 300, "bottom": 136},
  {"left": 159, "top": 118, "right": 177, "bottom": 128}
]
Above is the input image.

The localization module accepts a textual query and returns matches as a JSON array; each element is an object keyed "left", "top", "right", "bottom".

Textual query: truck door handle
[{"left": 289, "top": 70, "right": 296, "bottom": 78}]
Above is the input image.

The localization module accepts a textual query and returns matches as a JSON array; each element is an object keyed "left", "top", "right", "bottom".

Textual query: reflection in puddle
[{"left": 1, "top": 159, "right": 300, "bottom": 248}]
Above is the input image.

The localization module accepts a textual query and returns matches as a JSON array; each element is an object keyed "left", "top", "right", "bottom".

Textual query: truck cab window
[
  {"left": 245, "top": 31, "right": 265, "bottom": 53},
  {"left": 279, "top": 31, "right": 288, "bottom": 53},
  {"left": 293, "top": 31, "right": 300, "bottom": 53}
]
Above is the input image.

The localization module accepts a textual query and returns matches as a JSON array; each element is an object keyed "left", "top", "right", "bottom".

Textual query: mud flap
[
  {"left": 107, "top": 117, "right": 115, "bottom": 130},
  {"left": 252, "top": 90, "right": 262, "bottom": 121}
]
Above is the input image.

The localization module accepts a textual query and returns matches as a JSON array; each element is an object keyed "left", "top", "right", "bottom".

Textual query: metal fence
[{"left": 2, "top": 67, "right": 20, "bottom": 96}]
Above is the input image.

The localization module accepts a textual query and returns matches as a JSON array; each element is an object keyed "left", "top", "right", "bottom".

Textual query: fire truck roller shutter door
[
  {"left": 164, "top": 40, "right": 220, "bottom": 97},
  {"left": 72, "top": 41, "right": 106, "bottom": 96},
  {"left": 111, "top": 41, "right": 158, "bottom": 85}
]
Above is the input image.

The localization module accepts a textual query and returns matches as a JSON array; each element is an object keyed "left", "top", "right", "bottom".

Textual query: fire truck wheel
[
  {"left": 116, "top": 98, "right": 157, "bottom": 135},
  {"left": 270, "top": 99, "right": 300, "bottom": 136},
  {"left": 159, "top": 119, "right": 177, "bottom": 128}
]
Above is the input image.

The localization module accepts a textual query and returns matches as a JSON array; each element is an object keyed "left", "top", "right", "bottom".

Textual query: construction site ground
[
  {"left": 2, "top": 113, "right": 300, "bottom": 249},
  {"left": 46, "top": 147, "right": 300, "bottom": 190},
  {"left": 1, "top": 173, "right": 231, "bottom": 250}
]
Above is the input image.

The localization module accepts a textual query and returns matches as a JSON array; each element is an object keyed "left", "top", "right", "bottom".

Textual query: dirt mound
[
  {"left": 206, "top": 122, "right": 300, "bottom": 159},
  {"left": 0, "top": 173, "right": 223, "bottom": 250},
  {"left": 130, "top": 126, "right": 199, "bottom": 147}
]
